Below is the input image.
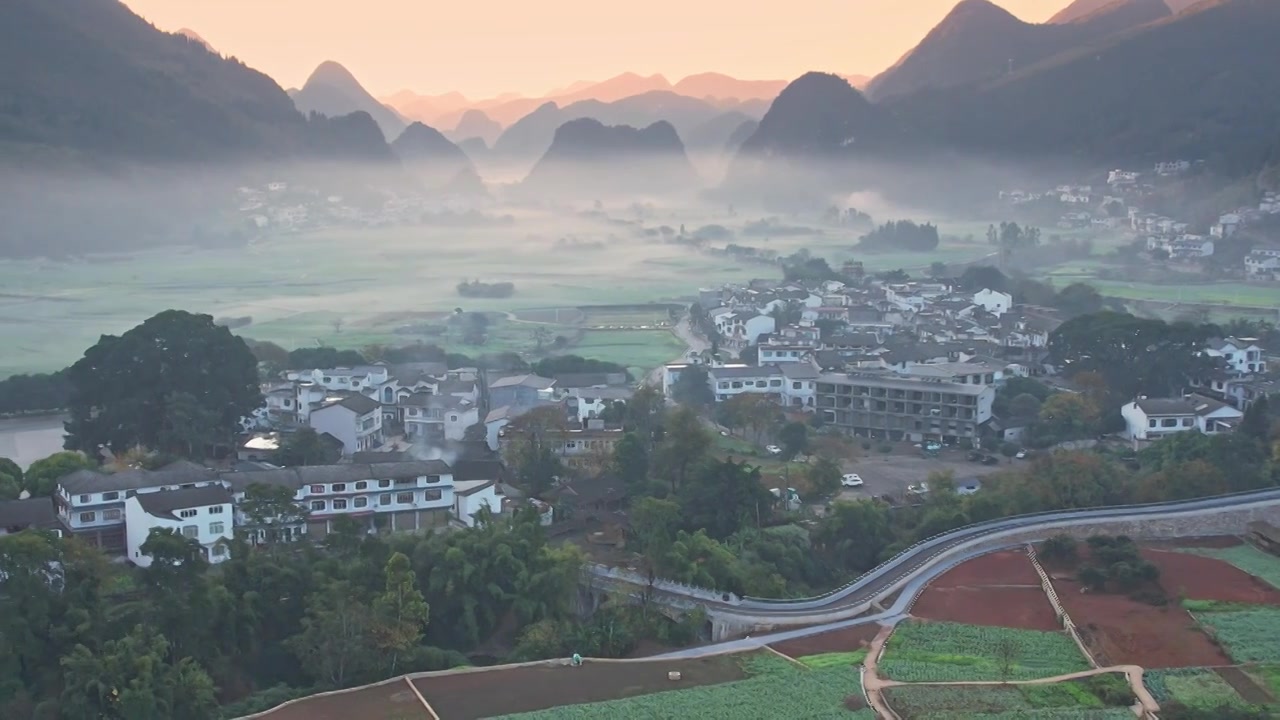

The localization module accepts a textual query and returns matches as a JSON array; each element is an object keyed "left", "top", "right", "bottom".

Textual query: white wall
[
  {"left": 125, "top": 497, "right": 233, "bottom": 568},
  {"left": 455, "top": 485, "right": 501, "bottom": 527}
]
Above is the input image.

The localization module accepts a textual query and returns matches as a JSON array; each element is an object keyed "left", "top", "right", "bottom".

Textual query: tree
[
  {"left": 275, "top": 427, "right": 340, "bottom": 466},
  {"left": 1038, "top": 393, "right": 1099, "bottom": 439},
  {"left": 23, "top": 451, "right": 95, "bottom": 497},
  {"left": 670, "top": 365, "right": 714, "bottom": 408},
  {"left": 652, "top": 407, "right": 712, "bottom": 493},
  {"left": 1241, "top": 396, "right": 1271, "bottom": 442},
  {"left": 287, "top": 580, "right": 378, "bottom": 687},
  {"left": 678, "top": 460, "right": 774, "bottom": 539},
  {"left": 929, "top": 261, "right": 948, "bottom": 278},
  {"left": 1008, "top": 393, "right": 1043, "bottom": 419},
  {"left": 806, "top": 457, "right": 842, "bottom": 499},
  {"left": 813, "top": 499, "right": 894, "bottom": 575},
  {"left": 156, "top": 391, "right": 220, "bottom": 459},
  {"left": 64, "top": 310, "right": 262, "bottom": 455},
  {"left": 993, "top": 638, "right": 1018, "bottom": 681},
  {"left": 239, "top": 482, "right": 310, "bottom": 544},
  {"left": 610, "top": 433, "right": 649, "bottom": 488},
  {"left": 1040, "top": 534, "right": 1079, "bottom": 565},
  {"left": 777, "top": 422, "right": 809, "bottom": 460},
  {"left": 60, "top": 625, "right": 217, "bottom": 720},
  {"left": 957, "top": 265, "right": 1008, "bottom": 292},
  {"left": 371, "top": 552, "right": 430, "bottom": 675},
  {"left": 1048, "top": 312, "right": 1214, "bottom": 398},
  {"left": 1054, "top": 283, "right": 1104, "bottom": 318},
  {"left": 503, "top": 406, "right": 569, "bottom": 497}
]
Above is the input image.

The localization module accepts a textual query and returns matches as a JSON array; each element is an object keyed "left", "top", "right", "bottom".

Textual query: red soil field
[
  {"left": 256, "top": 680, "right": 431, "bottom": 720},
  {"left": 1144, "top": 548, "right": 1280, "bottom": 605},
  {"left": 768, "top": 623, "right": 882, "bottom": 657},
  {"left": 912, "top": 585, "right": 1062, "bottom": 631},
  {"left": 412, "top": 654, "right": 747, "bottom": 719},
  {"left": 930, "top": 550, "right": 1042, "bottom": 588},
  {"left": 1051, "top": 576, "right": 1230, "bottom": 668}
]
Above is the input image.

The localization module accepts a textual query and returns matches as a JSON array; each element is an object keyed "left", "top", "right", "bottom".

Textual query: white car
[
  {"left": 907, "top": 482, "right": 930, "bottom": 495},
  {"left": 765, "top": 445, "right": 782, "bottom": 455},
  {"left": 1015, "top": 450, "right": 1027, "bottom": 459},
  {"left": 958, "top": 482, "right": 980, "bottom": 496},
  {"left": 841, "top": 473, "right": 864, "bottom": 487}
]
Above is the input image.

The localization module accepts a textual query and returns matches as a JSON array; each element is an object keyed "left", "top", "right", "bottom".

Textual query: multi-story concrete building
[{"left": 815, "top": 371, "right": 994, "bottom": 443}]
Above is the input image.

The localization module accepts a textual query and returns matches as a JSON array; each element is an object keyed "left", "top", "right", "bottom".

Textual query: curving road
[{"left": 590, "top": 487, "right": 1280, "bottom": 626}]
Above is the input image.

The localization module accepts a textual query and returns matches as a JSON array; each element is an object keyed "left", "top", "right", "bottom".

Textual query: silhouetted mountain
[
  {"left": 523, "top": 118, "right": 696, "bottom": 197},
  {"left": 456, "top": 137, "right": 490, "bottom": 162},
  {"left": 291, "top": 61, "right": 407, "bottom": 141},
  {"left": 724, "top": 120, "right": 759, "bottom": 155},
  {"left": 725, "top": 0, "right": 1280, "bottom": 206},
  {"left": 684, "top": 111, "right": 756, "bottom": 153},
  {"left": 448, "top": 109, "right": 502, "bottom": 145},
  {"left": 491, "top": 91, "right": 765, "bottom": 163},
  {"left": 672, "top": 73, "right": 787, "bottom": 101},
  {"left": 555, "top": 73, "right": 673, "bottom": 104},
  {"left": 1164, "top": 0, "right": 1205, "bottom": 11},
  {"left": 391, "top": 122, "right": 475, "bottom": 188},
  {"left": 175, "top": 27, "right": 215, "bottom": 53},
  {"left": 0, "top": 0, "right": 401, "bottom": 258},
  {"left": 866, "top": 0, "right": 1170, "bottom": 101}
]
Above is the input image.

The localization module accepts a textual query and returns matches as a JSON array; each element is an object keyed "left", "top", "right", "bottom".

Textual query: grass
[
  {"left": 570, "top": 329, "right": 684, "bottom": 376},
  {"left": 1179, "top": 545, "right": 1280, "bottom": 591},
  {"left": 1077, "top": 280, "right": 1280, "bottom": 308},
  {"left": 1193, "top": 606, "right": 1280, "bottom": 663},
  {"left": 883, "top": 681, "right": 1134, "bottom": 719},
  {"left": 795, "top": 651, "right": 869, "bottom": 669},
  {"left": 492, "top": 652, "right": 875, "bottom": 719},
  {"left": 880, "top": 621, "right": 1090, "bottom": 683},
  {"left": 1144, "top": 668, "right": 1250, "bottom": 711}
]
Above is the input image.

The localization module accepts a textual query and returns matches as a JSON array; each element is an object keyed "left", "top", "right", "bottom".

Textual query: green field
[
  {"left": 880, "top": 621, "right": 1090, "bottom": 682},
  {"left": 1194, "top": 606, "right": 1280, "bottom": 664},
  {"left": 883, "top": 680, "right": 1136, "bottom": 720},
  {"left": 493, "top": 653, "right": 875, "bottom": 719},
  {"left": 1144, "top": 668, "right": 1258, "bottom": 711},
  {"left": 1180, "top": 545, "right": 1280, "bottom": 591}
]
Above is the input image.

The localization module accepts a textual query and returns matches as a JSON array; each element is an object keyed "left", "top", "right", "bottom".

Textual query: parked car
[
  {"left": 907, "top": 482, "right": 930, "bottom": 495},
  {"left": 765, "top": 445, "right": 782, "bottom": 455},
  {"left": 958, "top": 481, "right": 981, "bottom": 496},
  {"left": 841, "top": 473, "right": 864, "bottom": 487},
  {"left": 967, "top": 451, "right": 984, "bottom": 462},
  {"left": 1015, "top": 449, "right": 1027, "bottom": 459}
]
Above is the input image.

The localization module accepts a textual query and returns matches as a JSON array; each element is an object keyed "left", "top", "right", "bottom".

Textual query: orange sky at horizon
[{"left": 121, "top": 0, "right": 1062, "bottom": 99}]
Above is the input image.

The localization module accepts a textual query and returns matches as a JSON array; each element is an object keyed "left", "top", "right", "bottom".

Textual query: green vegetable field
[
  {"left": 1143, "top": 668, "right": 1255, "bottom": 711},
  {"left": 1180, "top": 545, "right": 1280, "bottom": 591},
  {"left": 1193, "top": 607, "right": 1280, "bottom": 663},
  {"left": 880, "top": 621, "right": 1090, "bottom": 682},
  {"left": 492, "top": 654, "right": 874, "bottom": 719}
]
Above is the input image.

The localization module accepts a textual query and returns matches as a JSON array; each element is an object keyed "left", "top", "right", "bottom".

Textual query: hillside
[
  {"left": 1049, "top": 0, "right": 1121, "bottom": 23},
  {"left": 672, "top": 73, "right": 787, "bottom": 101},
  {"left": 175, "top": 27, "right": 215, "bottom": 53},
  {"left": 391, "top": 122, "right": 479, "bottom": 191},
  {"left": 448, "top": 109, "right": 503, "bottom": 145},
  {"left": 491, "top": 91, "right": 765, "bottom": 162},
  {"left": 522, "top": 118, "right": 697, "bottom": 197},
  {"left": 725, "top": 0, "right": 1280, "bottom": 205},
  {"left": 866, "top": 0, "right": 1170, "bottom": 101},
  {"left": 291, "top": 61, "right": 407, "bottom": 141}
]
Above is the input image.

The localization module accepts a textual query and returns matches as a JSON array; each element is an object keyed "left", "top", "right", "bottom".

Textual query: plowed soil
[
  {"left": 931, "top": 550, "right": 1043, "bottom": 587},
  {"left": 411, "top": 654, "right": 747, "bottom": 719},
  {"left": 912, "top": 585, "right": 1062, "bottom": 630},
  {"left": 1144, "top": 548, "right": 1280, "bottom": 605},
  {"left": 909, "top": 550, "right": 1060, "bottom": 630},
  {"left": 768, "top": 623, "right": 882, "bottom": 657},
  {"left": 256, "top": 680, "right": 431, "bottom": 720},
  {"left": 1051, "top": 576, "right": 1229, "bottom": 668}
]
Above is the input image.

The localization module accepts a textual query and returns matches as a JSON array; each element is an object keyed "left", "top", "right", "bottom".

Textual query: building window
[
  {"left": 310, "top": 500, "right": 326, "bottom": 511},
  {"left": 323, "top": 376, "right": 332, "bottom": 383},
  {"left": 1148, "top": 419, "right": 1157, "bottom": 428},
  {"left": 1161, "top": 418, "right": 1178, "bottom": 428},
  {"left": 424, "top": 489, "right": 443, "bottom": 501},
  {"left": 333, "top": 499, "right": 348, "bottom": 510},
  {"left": 755, "top": 381, "right": 767, "bottom": 388},
  {"left": 1182, "top": 418, "right": 1194, "bottom": 427},
  {"left": 182, "top": 525, "right": 198, "bottom": 539},
  {"left": 355, "top": 481, "right": 367, "bottom": 490},
  {"left": 718, "top": 382, "right": 729, "bottom": 389},
  {"left": 79, "top": 511, "right": 96, "bottom": 523},
  {"left": 333, "top": 483, "right": 346, "bottom": 492},
  {"left": 427, "top": 475, "right": 441, "bottom": 484},
  {"left": 179, "top": 509, "right": 198, "bottom": 519},
  {"left": 378, "top": 479, "right": 391, "bottom": 488},
  {"left": 103, "top": 509, "right": 122, "bottom": 522},
  {"left": 396, "top": 492, "right": 414, "bottom": 504},
  {"left": 379, "top": 494, "right": 392, "bottom": 506},
  {"left": 450, "top": 415, "right": 458, "bottom": 422},
  {"left": 209, "top": 522, "right": 225, "bottom": 535},
  {"left": 208, "top": 505, "right": 224, "bottom": 514},
  {"left": 770, "top": 380, "right": 782, "bottom": 388},
  {"left": 310, "top": 485, "right": 324, "bottom": 494},
  {"left": 211, "top": 544, "right": 227, "bottom": 558},
  {"left": 102, "top": 491, "right": 119, "bottom": 501},
  {"left": 78, "top": 494, "right": 90, "bottom": 504},
  {"left": 793, "top": 382, "right": 802, "bottom": 390},
  {"left": 354, "top": 497, "right": 368, "bottom": 509}
]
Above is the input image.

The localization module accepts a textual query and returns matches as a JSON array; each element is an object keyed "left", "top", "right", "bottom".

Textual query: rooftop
[
  {"left": 708, "top": 365, "right": 783, "bottom": 380},
  {"left": 135, "top": 485, "right": 233, "bottom": 519},
  {"left": 0, "top": 497, "right": 59, "bottom": 531},
  {"left": 490, "top": 374, "right": 555, "bottom": 390}
]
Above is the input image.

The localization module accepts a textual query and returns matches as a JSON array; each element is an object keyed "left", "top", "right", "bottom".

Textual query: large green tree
[
  {"left": 371, "top": 552, "right": 430, "bottom": 675},
  {"left": 23, "top": 451, "right": 95, "bottom": 497},
  {"left": 64, "top": 310, "right": 262, "bottom": 457}
]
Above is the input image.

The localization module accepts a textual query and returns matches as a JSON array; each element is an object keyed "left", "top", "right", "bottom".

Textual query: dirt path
[{"left": 862, "top": 620, "right": 1159, "bottom": 718}]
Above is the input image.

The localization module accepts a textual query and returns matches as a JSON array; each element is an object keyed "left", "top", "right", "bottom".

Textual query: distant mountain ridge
[
  {"left": 291, "top": 61, "right": 407, "bottom": 141},
  {"left": 866, "top": 0, "right": 1171, "bottom": 101},
  {"left": 727, "top": 0, "right": 1280, "bottom": 204},
  {"left": 523, "top": 118, "right": 697, "bottom": 197},
  {"left": 391, "top": 122, "right": 478, "bottom": 191}
]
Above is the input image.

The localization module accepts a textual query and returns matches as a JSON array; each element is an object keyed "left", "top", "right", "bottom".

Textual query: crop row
[
  {"left": 881, "top": 621, "right": 1089, "bottom": 682},
  {"left": 493, "top": 660, "right": 872, "bottom": 719},
  {"left": 1194, "top": 606, "right": 1280, "bottom": 663},
  {"left": 796, "top": 651, "right": 868, "bottom": 669}
]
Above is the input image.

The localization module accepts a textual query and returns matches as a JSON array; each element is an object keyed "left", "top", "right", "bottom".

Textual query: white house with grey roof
[
  {"left": 125, "top": 485, "right": 234, "bottom": 567},
  {"left": 308, "top": 393, "right": 383, "bottom": 455},
  {"left": 1202, "top": 338, "right": 1268, "bottom": 376},
  {"left": 708, "top": 365, "right": 785, "bottom": 403},
  {"left": 401, "top": 392, "right": 480, "bottom": 442},
  {"left": 1121, "top": 394, "right": 1244, "bottom": 441}
]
